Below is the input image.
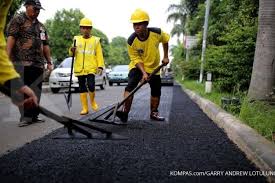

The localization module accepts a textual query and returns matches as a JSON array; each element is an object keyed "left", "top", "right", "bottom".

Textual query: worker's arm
[
  {"left": 162, "top": 42, "right": 169, "bottom": 66},
  {"left": 1, "top": 80, "right": 38, "bottom": 109},
  {"left": 0, "top": 46, "right": 38, "bottom": 109},
  {"left": 43, "top": 45, "right": 53, "bottom": 71},
  {"left": 127, "top": 44, "right": 149, "bottom": 81},
  {"left": 95, "top": 38, "right": 105, "bottom": 75},
  {"left": 6, "top": 36, "right": 16, "bottom": 61},
  {"left": 135, "top": 62, "right": 149, "bottom": 81}
]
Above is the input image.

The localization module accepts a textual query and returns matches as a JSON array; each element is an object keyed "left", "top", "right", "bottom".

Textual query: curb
[{"left": 183, "top": 87, "right": 275, "bottom": 183}]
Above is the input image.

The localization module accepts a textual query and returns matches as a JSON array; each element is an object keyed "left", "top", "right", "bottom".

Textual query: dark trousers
[
  {"left": 15, "top": 65, "right": 44, "bottom": 120},
  {"left": 125, "top": 68, "right": 161, "bottom": 97},
  {"left": 77, "top": 74, "right": 95, "bottom": 93}
]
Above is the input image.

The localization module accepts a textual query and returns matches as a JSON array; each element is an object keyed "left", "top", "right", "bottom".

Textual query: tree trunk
[{"left": 248, "top": 0, "right": 275, "bottom": 100}]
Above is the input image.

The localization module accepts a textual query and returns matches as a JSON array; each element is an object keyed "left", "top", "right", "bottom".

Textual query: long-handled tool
[
  {"left": 86, "top": 63, "right": 165, "bottom": 125},
  {"left": 64, "top": 39, "right": 76, "bottom": 111},
  {"left": 0, "top": 86, "right": 127, "bottom": 140}
]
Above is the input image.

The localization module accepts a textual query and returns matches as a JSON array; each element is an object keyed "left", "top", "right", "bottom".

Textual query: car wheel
[
  {"left": 109, "top": 81, "right": 113, "bottom": 86},
  {"left": 51, "top": 88, "right": 60, "bottom": 93},
  {"left": 100, "top": 78, "right": 106, "bottom": 90}
]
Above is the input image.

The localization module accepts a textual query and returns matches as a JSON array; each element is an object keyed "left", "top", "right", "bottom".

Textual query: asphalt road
[
  {"left": 0, "top": 84, "right": 267, "bottom": 183},
  {"left": 0, "top": 84, "right": 125, "bottom": 155}
]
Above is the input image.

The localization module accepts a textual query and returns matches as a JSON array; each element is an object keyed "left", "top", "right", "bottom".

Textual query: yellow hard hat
[
  {"left": 79, "top": 18, "right": 93, "bottom": 27},
  {"left": 130, "top": 9, "right": 150, "bottom": 23}
]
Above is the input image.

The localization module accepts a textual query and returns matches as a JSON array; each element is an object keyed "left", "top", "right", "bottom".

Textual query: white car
[{"left": 49, "top": 57, "right": 107, "bottom": 93}]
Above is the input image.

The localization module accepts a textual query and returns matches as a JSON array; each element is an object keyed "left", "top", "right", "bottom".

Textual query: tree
[
  {"left": 45, "top": 9, "right": 109, "bottom": 62},
  {"left": 248, "top": 0, "right": 275, "bottom": 100},
  {"left": 45, "top": 9, "right": 84, "bottom": 61},
  {"left": 169, "top": 0, "right": 259, "bottom": 92},
  {"left": 92, "top": 28, "right": 110, "bottom": 60},
  {"left": 7, "top": 0, "right": 24, "bottom": 24},
  {"left": 167, "top": 0, "right": 189, "bottom": 38},
  {"left": 107, "top": 36, "right": 129, "bottom": 66},
  {"left": 205, "top": 0, "right": 258, "bottom": 91},
  {"left": 167, "top": 0, "right": 204, "bottom": 38}
]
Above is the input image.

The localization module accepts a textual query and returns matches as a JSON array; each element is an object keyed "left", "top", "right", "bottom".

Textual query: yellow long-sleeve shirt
[
  {"left": 69, "top": 35, "right": 105, "bottom": 76},
  {"left": 0, "top": 0, "right": 21, "bottom": 86},
  {"left": 127, "top": 27, "right": 170, "bottom": 74}
]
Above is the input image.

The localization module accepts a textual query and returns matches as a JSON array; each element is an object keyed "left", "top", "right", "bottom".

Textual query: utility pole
[
  {"left": 185, "top": 13, "right": 190, "bottom": 62},
  {"left": 199, "top": 0, "right": 211, "bottom": 83}
]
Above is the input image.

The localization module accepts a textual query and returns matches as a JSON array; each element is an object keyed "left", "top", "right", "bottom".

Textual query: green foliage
[
  {"left": 107, "top": 36, "right": 129, "bottom": 66},
  {"left": 92, "top": 28, "right": 110, "bottom": 59},
  {"left": 240, "top": 98, "right": 275, "bottom": 141},
  {"left": 167, "top": 0, "right": 205, "bottom": 37},
  {"left": 204, "top": 0, "right": 258, "bottom": 91},
  {"left": 166, "top": 0, "right": 189, "bottom": 38},
  {"left": 171, "top": 41, "right": 201, "bottom": 81},
  {"left": 179, "top": 79, "right": 227, "bottom": 106},
  {"left": 187, "top": 3, "right": 204, "bottom": 36},
  {"left": 171, "top": 43, "right": 185, "bottom": 77},
  {"left": 7, "top": 0, "right": 24, "bottom": 24},
  {"left": 45, "top": 9, "right": 84, "bottom": 62},
  {"left": 170, "top": 0, "right": 259, "bottom": 92},
  {"left": 180, "top": 60, "right": 200, "bottom": 80},
  {"left": 45, "top": 9, "right": 109, "bottom": 63},
  {"left": 205, "top": 44, "right": 253, "bottom": 91}
]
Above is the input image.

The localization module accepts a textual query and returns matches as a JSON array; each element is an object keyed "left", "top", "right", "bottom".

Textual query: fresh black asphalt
[{"left": 0, "top": 84, "right": 267, "bottom": 183}]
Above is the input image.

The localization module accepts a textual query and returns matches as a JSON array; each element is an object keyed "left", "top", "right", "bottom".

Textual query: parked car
[
  {"left": 105, "top": 67, "right": 112, "bottom": 79},
  {"left": 108, "top": 65, "right": 129, "bottom": 86},
  {"left": 161, "top": 67, "right": 174, "bottom": 86},
  {"left": 49, "top": 57, "right": 107, "bottom": 93}
]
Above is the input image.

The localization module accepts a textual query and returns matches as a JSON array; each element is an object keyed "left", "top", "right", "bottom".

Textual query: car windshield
[
  {"left": 112, "top": 65, "right": 128, "bottom": 72},
  {"left": 58, "top": 58, "right": 72, "bottom": 68}
]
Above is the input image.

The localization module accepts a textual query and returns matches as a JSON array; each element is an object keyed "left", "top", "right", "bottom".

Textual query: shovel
[
  {"left": 87, "top": 63, "right": 166, "bottom": 125},
  {"left": 64, "top": 39, "right": 76, "bottom": 111}
]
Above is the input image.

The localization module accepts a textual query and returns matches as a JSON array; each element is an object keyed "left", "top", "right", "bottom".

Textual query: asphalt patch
[{"left": 0, "top": 85, "right": 267, "bottom": 183}]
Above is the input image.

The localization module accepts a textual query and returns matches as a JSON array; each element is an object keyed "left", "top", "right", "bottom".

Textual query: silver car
[
  {"left": 108, "top": 65, "right": 129, "bottom": 86},
  {"left": 49, "top": 57, "right": 107, "bottom": 93}
]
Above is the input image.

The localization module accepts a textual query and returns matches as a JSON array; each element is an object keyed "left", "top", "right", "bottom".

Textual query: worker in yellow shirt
[
  {"left": 0, "top": 0, "right": 37, "bottom": 110},
  {"left": 116, "top": 9, "right": 170, "bottom": 123},
  {"left": 69, "top": 18, "right": 105, "bottom": 115}
]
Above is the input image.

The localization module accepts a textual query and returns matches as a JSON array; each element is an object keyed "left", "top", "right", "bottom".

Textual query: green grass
[
  {"left": 240, "top": 99, "right": 275, "bottom": 140},
  {"left": 178, "top": 79, "right": 230, "bottom": 106},
  {"left": 178, "top": 78, "right": 275, "bottom": 141}
]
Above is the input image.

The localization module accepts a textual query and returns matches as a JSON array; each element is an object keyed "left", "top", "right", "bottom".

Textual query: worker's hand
[
  {"left": 70, "top": 47, "right": 76, "bottom": 54},
  {"left": 162, "top": 57, "right": 169, "bottom": 66},
  {"left": 97, "top": 68, "right": 103, "bottom": 76},
  {"left": 142, "top": 72, "right": 149, "bottom": 82},
  {"left": 16, "top": 86, "right": 38, "bottom": 109}
]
